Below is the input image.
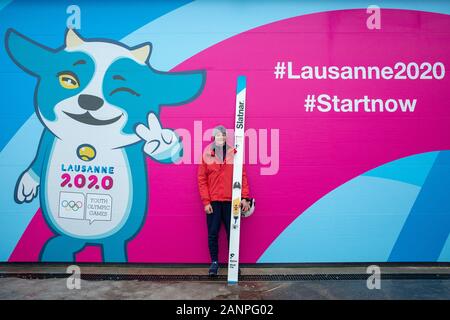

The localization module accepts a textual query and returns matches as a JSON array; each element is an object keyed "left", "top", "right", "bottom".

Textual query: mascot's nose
[{"left": 78, "top": 94, "right": 104, "bottom": 111}]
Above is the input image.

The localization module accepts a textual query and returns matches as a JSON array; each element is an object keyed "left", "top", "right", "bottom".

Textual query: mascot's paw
[
  {"left": 136, "top": 112, "right": 182, "bottom": 162},
  {"left": 15, "top": 170, "right": 39, "bottom": 203}
]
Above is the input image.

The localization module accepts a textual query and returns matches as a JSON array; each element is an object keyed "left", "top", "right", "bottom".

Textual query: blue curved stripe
[
  {"left": 259, "top": 176, "right": 421, "bottom": 263},
  {"left": 1, "top": 0, "right": 450, "bottom": 261},
  {"left": 363, "top": 151, "right": 439, "bottom": 187},
  {"left": 259, "top": 151, "right": 449, "bottom": 263},
  {"left": 389, "top": 150, "right": 450, "bottom": 262}
]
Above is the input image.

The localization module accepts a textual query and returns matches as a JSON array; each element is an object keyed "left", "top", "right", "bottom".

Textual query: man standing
[{"left": 198, "top": 125, "right": 251, "bottom": 276}]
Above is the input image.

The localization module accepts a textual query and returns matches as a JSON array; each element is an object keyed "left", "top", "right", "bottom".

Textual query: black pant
[{"left": 206, "top": 201, "right": 231, "bottom": 262}]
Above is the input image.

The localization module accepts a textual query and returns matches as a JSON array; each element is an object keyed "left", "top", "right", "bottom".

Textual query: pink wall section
[{"left": 9, "top": 9, "right": 450, "bottom": 263}]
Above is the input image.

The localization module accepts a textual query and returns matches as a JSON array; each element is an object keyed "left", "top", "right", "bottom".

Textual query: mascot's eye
[{"left": 58, "top": 73, "right": 79, "bottom": 89}]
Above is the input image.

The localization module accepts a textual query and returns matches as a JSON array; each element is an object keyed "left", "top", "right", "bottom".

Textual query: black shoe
[{"left": 208, "top": 261, "right": 219, "bottom": 277}]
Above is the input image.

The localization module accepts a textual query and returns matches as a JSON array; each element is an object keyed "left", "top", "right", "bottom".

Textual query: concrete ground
[{"left": 0, "top": 264, "right": 449, "bottom": 300}]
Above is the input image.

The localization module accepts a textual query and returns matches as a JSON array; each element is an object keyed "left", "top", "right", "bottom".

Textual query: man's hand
[
  {"left": 241, "top": 199, "right": 251, "bottom": 212},
  {"left": 205, "top": 204, "right": 213, "bottom": 214},
  {"left": 135, "top": 112, "right": 182, "bottom": 162}
]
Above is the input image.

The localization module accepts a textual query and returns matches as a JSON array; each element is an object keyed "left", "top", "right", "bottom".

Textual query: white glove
[
  {"left": 15, "top": 169, "right": 39, "bottom": 203},
  {"left": 135, "top": 113, "right": 182, "bottom": 162}
]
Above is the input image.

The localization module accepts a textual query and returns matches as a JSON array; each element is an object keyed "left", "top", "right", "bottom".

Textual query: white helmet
[{"left": 241, "top": 198, "right": 255, "bottom": 218}]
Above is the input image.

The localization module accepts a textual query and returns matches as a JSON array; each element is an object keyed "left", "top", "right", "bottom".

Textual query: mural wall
[{"left": 0, "top": 0, "right": 449, "bottom": 263}]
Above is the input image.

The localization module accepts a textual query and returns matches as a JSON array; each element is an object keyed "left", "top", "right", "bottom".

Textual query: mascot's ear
[
  {"left": 130, "top": 43, "right": 151, "bottom": 64},
  {"left": 65, "top": 28, "right": 85, "bottom": 48},
  {"left": 5, "top": 28, "right": 54, "bottom": 76},
  {"left": 156, "top": 70, "right": 206, "bottom": 106}
]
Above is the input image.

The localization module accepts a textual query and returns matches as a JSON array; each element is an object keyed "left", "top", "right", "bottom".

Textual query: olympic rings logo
[{"left": 61, "top": 200, "right": 83, "bottom": 212}]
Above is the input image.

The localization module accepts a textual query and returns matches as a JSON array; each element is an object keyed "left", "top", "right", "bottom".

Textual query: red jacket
[{"left": 198, "top": 144, "right": 250, "bottom": 206}]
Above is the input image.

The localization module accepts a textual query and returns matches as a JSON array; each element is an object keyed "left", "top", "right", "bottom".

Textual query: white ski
[{"left": 227, "top": 76, "right": 247, "bottom": 284}]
